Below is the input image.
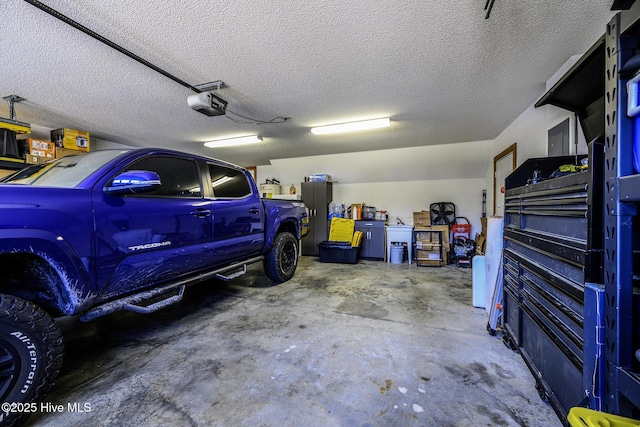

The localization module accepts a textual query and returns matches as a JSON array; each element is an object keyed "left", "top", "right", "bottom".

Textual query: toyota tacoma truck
[{"left": 0, "top": 147, "right": 308, "bottom": 426}]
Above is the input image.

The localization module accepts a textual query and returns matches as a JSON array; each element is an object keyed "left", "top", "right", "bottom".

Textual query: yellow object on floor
[
  {"left": 568, "top": 407, "right": 640, "bottom": 427},
  {"left": 328, "top": 217, "right": 355, "bottom": 242},
  {"left": 352, "top": 231, "right": 363, "bottom": 247}
]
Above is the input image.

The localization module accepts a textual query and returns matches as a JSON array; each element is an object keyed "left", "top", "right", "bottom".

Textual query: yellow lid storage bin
[
  {"left": 568, "top": 407, "right": 640, "bottom": 427},
  {"left": 328, "top": 218, "right": 355, "bottom": 242}
]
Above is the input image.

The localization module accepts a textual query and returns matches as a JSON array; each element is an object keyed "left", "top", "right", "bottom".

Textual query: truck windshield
[{"left": 0, "top": 150, "right": 128, "bottom": 188}]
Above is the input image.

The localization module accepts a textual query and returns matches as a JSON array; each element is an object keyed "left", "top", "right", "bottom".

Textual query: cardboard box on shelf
[
  {"left": 476, "top": 217, "right": 488, "bottom": 255},
  {"left": 436, "top": 225, "right": 450, "bottom": 252},
  {"left": 416, "top": 249, "right": 445, "bottom": 267},
  {"left": 416, "top": 249, "right": 441, "bottom": 260},
  {"left": 27, "top": 138, "right": 55, "bottom": 159},
  {"left": 412, "top": 211, "right": 431, "bottom": 227},
  {"left": 475, "top": 233, "right": 486, "bottom": 255},
  {"left": 55, "top": 147, "right": 85, "bottom": 159},
  {"left": 51, "top": 128, "right": 90, "bottom": 152},
  {"left": 415, "top": 231, "right": 441, "bottom": 245},
  {"left": 414, "top": 225, "right": 450, "bottom": 252},
  {"left": 25, "top": 154, "right": 48, "bottom": 164}
]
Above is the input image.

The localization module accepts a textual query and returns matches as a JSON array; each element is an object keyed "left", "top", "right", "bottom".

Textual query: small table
[{"left": 385, "top": 225, "right": 414, "bottom": 264}]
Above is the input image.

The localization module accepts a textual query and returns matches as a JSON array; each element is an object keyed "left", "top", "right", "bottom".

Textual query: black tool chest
[
  {"left": 503, "top": 149, "right": 603, "bottom": 420},
  {"left": 501, "top": 4, "right": 640, "bottom": 422}
]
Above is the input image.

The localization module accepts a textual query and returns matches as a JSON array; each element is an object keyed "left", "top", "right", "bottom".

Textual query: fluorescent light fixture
[
  {"left": 311, "top": 118, "right": 390, "bottom": 135},
  {"left": 204, "top": 135, "right": 263, "bottom": 148},
  {"left": 212, "top": 176, "right": 233, "bottom": 187}
]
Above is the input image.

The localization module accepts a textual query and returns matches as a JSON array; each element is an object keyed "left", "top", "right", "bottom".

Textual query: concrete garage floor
[{"left": 26, "top": 257, "right": 562, "bottom": 427}]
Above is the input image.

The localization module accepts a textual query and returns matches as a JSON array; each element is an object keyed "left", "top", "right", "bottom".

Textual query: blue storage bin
[{"left": 318, "top": 241, "right": 358, "bottom": 264}]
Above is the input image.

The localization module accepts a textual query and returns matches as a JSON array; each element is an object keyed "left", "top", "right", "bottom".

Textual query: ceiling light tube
[
  {"left": 212, "top": 176, "right": 233, "bottom": 187},
  {"left": 311, "top": 118, "right": 390, "bottom": 135},
  {"left": 204, "top": 135, "right": 263, "bottom": 148}
]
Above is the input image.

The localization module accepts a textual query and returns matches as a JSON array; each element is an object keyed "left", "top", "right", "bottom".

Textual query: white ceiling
[{"left": 1, "top": 1, "right": 617, "bottom": 167}]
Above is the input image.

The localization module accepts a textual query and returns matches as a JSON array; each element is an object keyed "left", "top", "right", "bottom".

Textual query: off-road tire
[
  {"left": 0, "top": 294, "right": 64, "bottom": 427},
  {"left": 264, "top": 232, "right": 298, "bottom": 282}
]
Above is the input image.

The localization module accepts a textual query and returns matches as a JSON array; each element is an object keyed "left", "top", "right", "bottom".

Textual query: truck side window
[
  {"left": 123, "top": 156, "right": 202, "bottom": 197},
  {"left": 208, "top": 164, "right": 251, "bottom": 198}
]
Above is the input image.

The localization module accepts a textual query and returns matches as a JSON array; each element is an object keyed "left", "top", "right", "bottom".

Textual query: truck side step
[
  {"left": 79, "top": 256, "right": 264, "bottom": 321},
  {"left": 215, "top": 265, "right": 246, "bottom": 281},
  {"left": 123, "top": 286, "right": 186, "bottom": 314}
]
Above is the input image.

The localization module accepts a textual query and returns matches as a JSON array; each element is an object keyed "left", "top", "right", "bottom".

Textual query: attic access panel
[{"left": 535, "top": 36, "right": 605, "bottom": 143}]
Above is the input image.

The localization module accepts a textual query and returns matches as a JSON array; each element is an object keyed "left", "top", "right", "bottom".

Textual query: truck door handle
[
  {"left": 249, "top": 207, "right": 261, "bottom": 214},
  {"left": 190, "top": 209, "right": 212, "bottom": 218}
]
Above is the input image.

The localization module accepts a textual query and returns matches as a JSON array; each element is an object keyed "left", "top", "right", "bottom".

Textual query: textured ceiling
[{"left": 1, "top": 1, "right": 616, "bottom": 167}]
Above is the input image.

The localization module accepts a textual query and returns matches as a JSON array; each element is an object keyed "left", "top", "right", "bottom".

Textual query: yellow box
[
  {"left": 51, "top": 128, "right": 90, "bottom": 152},
  {"left": 27, "top": 138, "right": 55, "bottom": 159}
]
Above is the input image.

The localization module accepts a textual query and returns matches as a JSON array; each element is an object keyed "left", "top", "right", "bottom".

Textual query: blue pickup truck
[{"left": 0, "top": 147, "right": 308, "bottom": 426}]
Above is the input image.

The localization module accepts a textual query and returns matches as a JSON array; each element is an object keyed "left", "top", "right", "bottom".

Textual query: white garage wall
[
  {"left": 483, "top": 54, "right": 588, "bottom": 217},
  {"left": 332, "top": 179, "right": 484, "bottom": 235},
  {"left": 484, "top": 104, "right": 549, "bottom": 217},
  {"left": 258, "top": 143, "right": 491, "bottom": 237}
]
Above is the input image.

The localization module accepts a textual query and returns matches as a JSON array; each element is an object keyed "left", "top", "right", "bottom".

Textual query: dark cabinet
[
  {"left": 502, "top": 150, "right": 602, "bottom": 420},
  {"left": 301, "top": 181, "right": 332, "bottom": 256},
  {"left": 354, "top": 221, "right": 385, "bottom": 259}
]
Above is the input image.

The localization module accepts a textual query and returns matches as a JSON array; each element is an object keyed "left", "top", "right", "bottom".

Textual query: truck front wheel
[
  {"left": 0, "top": 294, "right": 64, "bottom": 427},
  {"left": 264, "top": 232, "right": 298, "bottom": 282}
]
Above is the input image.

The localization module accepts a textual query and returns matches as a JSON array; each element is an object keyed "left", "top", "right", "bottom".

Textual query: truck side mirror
[{"left": 104, "top": 170, "right": 161, "bottom": 195}]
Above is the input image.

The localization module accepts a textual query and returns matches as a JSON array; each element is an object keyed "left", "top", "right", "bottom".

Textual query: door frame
[{"left": 493, "top": 143, "right": 517, "bottom": 216}]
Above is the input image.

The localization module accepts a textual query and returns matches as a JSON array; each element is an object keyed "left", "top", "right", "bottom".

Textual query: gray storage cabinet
[
  {"left": 301, "top": 181, "right": 332, "bottom": 256},
  {"left": 355, "top": 220, "right": 385, "bottom": 259}
]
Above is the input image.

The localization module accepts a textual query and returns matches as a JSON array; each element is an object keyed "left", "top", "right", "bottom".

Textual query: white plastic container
[
  {"left": 472, "top": 255, "right": 486, "bottom": 308},
  {"left": 259, "top": 184, "right": 280, "bottom": 198}
]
